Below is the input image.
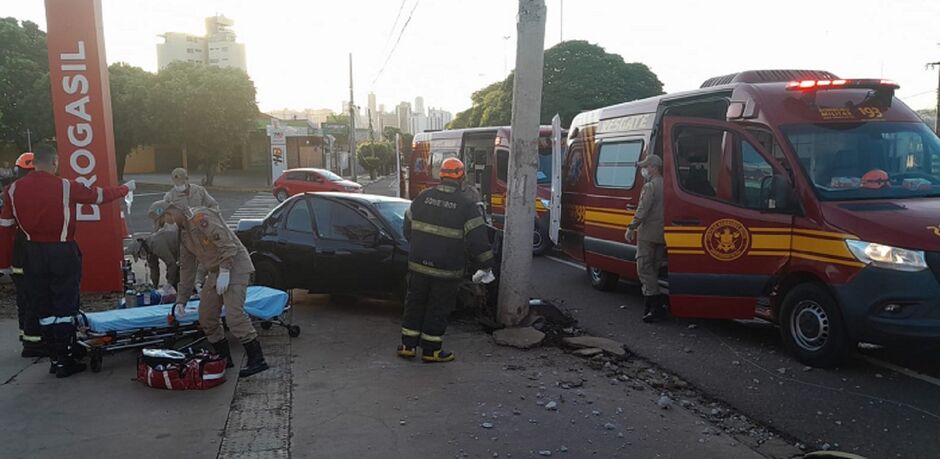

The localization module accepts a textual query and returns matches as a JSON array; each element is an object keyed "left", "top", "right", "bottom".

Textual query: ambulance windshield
[{"left": 782, "top": 122, "right": 940, "bottom": 200}]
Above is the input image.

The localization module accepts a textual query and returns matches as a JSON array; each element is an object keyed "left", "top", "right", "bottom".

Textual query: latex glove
[
  {"left": 472, "top": 269, "right": 496, "bottom": 284},
  {"left": 624, "top": 228, "right": 636, "bottom": 243},
  {"left": 216, "top": 269, "right": 230, "bottom": 295},
  {"left": 124, "top": 180, "right": 136, "bottom": 192},
  {"left": 173, "top": 303, "right": 186, "bottom": 317}
]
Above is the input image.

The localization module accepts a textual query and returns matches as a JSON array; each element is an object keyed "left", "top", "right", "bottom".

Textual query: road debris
[
  {"left": 562, "top": 336, "right": 626, "bottom": 357},
  {"left": 493, "top": 327, "right": 546, "bottom": 349}
]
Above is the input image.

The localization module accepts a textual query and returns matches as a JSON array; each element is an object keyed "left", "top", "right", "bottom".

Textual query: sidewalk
[{"left": 0, "top": 290, "right": 773, "bottom": 458}]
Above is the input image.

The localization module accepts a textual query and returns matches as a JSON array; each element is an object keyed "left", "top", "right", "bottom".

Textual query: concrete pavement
[{"left": 0, "top": 290, "right": 774, "bottom": 458}]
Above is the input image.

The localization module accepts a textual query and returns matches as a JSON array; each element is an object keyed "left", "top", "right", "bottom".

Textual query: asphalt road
[
  {"left": 126, "top": 183, "right": 271, "bottom": 235},
  {"left": 533, "top": 255, "right": 940, "bottom": 458}
]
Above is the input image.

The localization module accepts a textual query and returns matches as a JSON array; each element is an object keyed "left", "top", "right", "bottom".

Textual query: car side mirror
[
  {"left": 375, "top": 229, "right": 395, "bottom": 246},
  {"left": 761, "top": 174, "right": 797, "bottom": 212}
]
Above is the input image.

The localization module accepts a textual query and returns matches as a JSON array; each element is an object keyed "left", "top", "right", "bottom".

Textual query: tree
[
  {"left": 382, "top": 126, "right": 413, "bottom": 169},
  {"left": 109, "top": 63, "right": 156, "bottom": 180},
  {"left": 357, "top": 141, "right": 393, "bottom": 180},
  {"left": 152, "top": 62, "right": 258, "bottom": 185},
  {"left": 0, "top": 18, "right": 54, "bottom": 152},
  {"left": 450, "top": 40, "right": 664, "bottom": 128}
]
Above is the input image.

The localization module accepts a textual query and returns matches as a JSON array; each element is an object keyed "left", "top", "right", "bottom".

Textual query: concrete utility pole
[
  {"left": 931, "top": 60, "right": 940, "bottom": 134},
  {"left": 497, "top": 0, "right": 546, "bottom": 327},
  {"left": 559, "top": 0, "right": 563, "bottom": 42},
  {"left": 348, "top": 53, "right": 358, "bottom": 178},
  {"left": 395, "top": 132, "right": 402, "bottom": 198}
]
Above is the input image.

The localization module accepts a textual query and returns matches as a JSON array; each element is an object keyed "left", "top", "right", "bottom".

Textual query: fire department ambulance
[{"left": 551, "top": 69, "right": 940, "bottom": 367}]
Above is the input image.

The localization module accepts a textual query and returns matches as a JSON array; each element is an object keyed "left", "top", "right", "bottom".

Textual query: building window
[
  {"left": 186, "top": 48, "right": 193, "bottom": 53},
  {"left": 209, "top": 59, "right": 219, "bottom": 64},
  {"left": 221, "top": 47, "right": 229, "bottom": 52}
]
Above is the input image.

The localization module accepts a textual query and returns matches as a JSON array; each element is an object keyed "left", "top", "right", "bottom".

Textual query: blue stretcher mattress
[{"left": 83, "top": 286, "right": 289, "bottom": 333}]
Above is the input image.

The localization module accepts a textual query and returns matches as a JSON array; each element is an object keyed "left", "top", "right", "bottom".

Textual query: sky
[{"left": 4, "top": 0, "right": 939, "bottom": 116}]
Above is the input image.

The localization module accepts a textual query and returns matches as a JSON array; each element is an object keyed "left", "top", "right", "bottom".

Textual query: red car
[{"left": 273, "top": 168, "right": 363, "bottom": 202}]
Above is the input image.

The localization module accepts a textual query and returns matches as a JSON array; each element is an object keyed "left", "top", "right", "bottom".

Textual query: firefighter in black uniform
[
  {"left": 399, "top": 158, "right": 495, "bottom": 363},
  {"left": 2, "top": 153, "right": 44, "bottom": 357}
]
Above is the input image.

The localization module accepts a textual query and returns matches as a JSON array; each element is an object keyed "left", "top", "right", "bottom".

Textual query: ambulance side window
[
  {"left": 430, "top": 150, "right": 458, "bottom": 180},
  {"left": 496, "top": 148, "right": 509, "bottom": 182},
  {"left": 674, "top": 126, "right": 721, "bottom": 198},
  {"left": 595, "top": 141, "right": 643, "bottom": 189}
]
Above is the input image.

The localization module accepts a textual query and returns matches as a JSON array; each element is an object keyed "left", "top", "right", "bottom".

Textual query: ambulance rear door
[{"left": 662, "top": 117, "right": 797, "bottom": 319}]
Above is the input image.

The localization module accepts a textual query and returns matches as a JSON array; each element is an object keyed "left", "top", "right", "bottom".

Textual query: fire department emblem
[{"left": 703, "top": 219, "right": 750, "bottom": 262}]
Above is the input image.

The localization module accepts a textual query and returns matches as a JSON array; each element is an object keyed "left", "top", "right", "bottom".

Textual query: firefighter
[
  {"left": 127, "top": 200, "right": 179, "bottom": 288},
  {"left": 2, "top": 153, "right": 44, "bottom": 357},
  {"left": 625, "top": 154, "right": 667, "bottom": 323},
  {"left": 164, "top": 168, "right": 219, "bottom": 211},
  {"left": 0, "top": 145, "right": 134, "bottom": 377},
  {"left": 164, "top": 202, "right": 269, "bottom": 377},
  {"left": 399, "top": 158, "right": 495, "bottom": 363}
]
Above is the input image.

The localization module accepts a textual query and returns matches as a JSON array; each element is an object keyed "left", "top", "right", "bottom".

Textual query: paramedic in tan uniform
[
  {"left": 625, "top": 154, "right": 667, "bottom": 323},
  {"left": 162, "top": 201, "right": 269, "bottom": 378},
  {"left": 164, "top": 168, "right": 218, "bottom": 290}
]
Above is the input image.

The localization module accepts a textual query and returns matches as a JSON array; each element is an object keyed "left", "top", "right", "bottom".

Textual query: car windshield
[
  {"left": 781, "top": 122, "right": 940, "bottom": 200},
  {"left": 537, "top": 151, "right": 552, "bottom": 184},
  {"left": 319, "top": 170, "right": 344, "bottom": 181},
  {"left": 375, "top": 201, "right": 411, "bottom": 238}
]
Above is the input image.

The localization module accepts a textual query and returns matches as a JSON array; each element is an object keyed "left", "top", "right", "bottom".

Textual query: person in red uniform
[{"left": 0, "top": 145, "right": 135, "bottom": 378}]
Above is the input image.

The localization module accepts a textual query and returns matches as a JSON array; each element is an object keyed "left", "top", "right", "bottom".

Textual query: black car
[{"left": 237, "top": 192, "right": 412, "bottom": 298}]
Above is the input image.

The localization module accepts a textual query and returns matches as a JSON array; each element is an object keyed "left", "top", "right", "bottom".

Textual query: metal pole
[
  {"left": 26, "top": 128, "right": 32, "bottom": 151},
  {"left": 559, "top": 0, "right": 563, "bottom": 42},
  {"left": 349, "top": 53, "right": 357, "bottom": 179},
  {"left": 934, "top": 62, "right": 940, "bottom": 134},
  {"left": 497, "top": 0, "right": 546, "bottom": 327},
  {"left": 395, "top": 132, "right": 402, "bottom": 198}
]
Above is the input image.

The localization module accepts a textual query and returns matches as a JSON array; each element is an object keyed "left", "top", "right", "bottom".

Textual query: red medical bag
[{"left": 137, "top": 349, "right": 227, "bottom": 390}]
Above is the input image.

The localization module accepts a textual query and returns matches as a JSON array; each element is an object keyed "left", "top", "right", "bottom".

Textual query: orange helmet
[
  {"left": 15, "top": 152, "right": 34, "bottom": 170},
  {"left": 861, "top": 169, "right": 890, "bottom": 189},
  {"left": 440, "top": 157, "right": 465, "bottom": 180}
]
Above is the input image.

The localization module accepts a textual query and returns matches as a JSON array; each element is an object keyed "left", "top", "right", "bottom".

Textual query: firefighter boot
[
  {"left": 239, "top": 339, "right": 269, "bottom": 378},
  {"left": 398, "top": 333, "right": 419, "bottom": 359},
  {"left": 53, "top": 337, "right": 85, "bottom": 378},
  {"left": 21, "top": 336, "right": 46, "bottom": 358},
  {"left": 212, "top": 339, "right": 235, "bottom": 368},
  {"left": 642, "top": 296, "right": 658, "bottom": 323}
]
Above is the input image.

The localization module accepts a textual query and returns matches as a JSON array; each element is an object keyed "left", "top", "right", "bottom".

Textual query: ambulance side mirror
[{"left": 761, "top": 175, "right": 798, "bottom": 213}]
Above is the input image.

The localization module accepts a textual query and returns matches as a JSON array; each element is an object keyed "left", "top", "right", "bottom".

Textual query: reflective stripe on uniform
[
  {"left": 40, "top": 316, "right": 74, "bottom": 326},
  {"left": 464, "top": 216, "right": 485, "bottom": 234},
  {"left": 60, "top": 179, "right": 70, "bottom": 242},
  {"left": 401, "top": 327, "right": 421, "bottom": 337},
  {"left": 420, "top": 333, "right": 442, "bottom": 342},
  {"left": 0, "top": 218, "right": 14, "bottom": 227},
  {"left": 411, "top": 220, "right": 463, "bottom": 239},
  {"left": 21, "top": 334, "right": 41, "bottom": 343},
  {"left": 476, "top": 250, "right": 494, "bottom": 263},
  {"left": 8, "top": 181, "right": 29, "bottom": 240},
  {"left": 436, "top": 185, "right": 457, "bottom": 193},
  {"left": 408, "top": 261, "right": 464, "bottom": 279},
  {"left": 10, "top": 267, "right": 23, "bottom": 274}
]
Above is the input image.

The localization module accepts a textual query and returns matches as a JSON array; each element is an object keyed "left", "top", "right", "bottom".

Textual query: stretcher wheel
[
  {"left": 90, "top": 352, "right": 103, "bottom": 373},
  {"left": 261, "top": 321, "right": 273, "bottom": 330},
  {"left": 288, "top": 325, "right": 301, "bottom": 338}
]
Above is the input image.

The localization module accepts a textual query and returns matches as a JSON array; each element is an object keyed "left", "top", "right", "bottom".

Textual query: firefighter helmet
[
  {"left": 15, "top": 152, "right": 34, "bottom": 170},
  {"left": 861, "top": 169, "right": 890, "bottom": 189},
  {"left": 440, "top": 158, "right": 465, "bottom": 180}
]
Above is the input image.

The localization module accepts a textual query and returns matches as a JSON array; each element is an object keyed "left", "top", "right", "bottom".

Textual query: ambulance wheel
[
  {"left": 275, "top": 189, "right": 289, "bottom": 202},
  {"left": 90, "top": 352, "right": 102, "bottom": 373},
  {"left": 261, "top": 321, "right": 273, "bottom": 330},
  {"left": 533, "top": 222, "right": 552, "bottom": 256},
  {"left": 288, "top": 325, "right": 301, "bottom": 338},
  {"left": 779, "top": 283, "right": 851, "bottom": 368},
  {"left": 587, "top": 266, "right": 618, "bottom": 291}
]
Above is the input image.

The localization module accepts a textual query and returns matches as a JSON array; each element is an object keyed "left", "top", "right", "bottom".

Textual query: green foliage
[
  {"left": 109, "top": 63, "right": 156, "bottom": 179},
  {"left": 0, "top": 18, "right": 53, "bottom": 151},
  {"left": 356, "top": 141, "right": 395, "bottom": 179},
  {"left": 152, "top": 62, "right": 258, "bottom": 185},
  {"left": 450, "top": 40, "right": 664, "bottom": 128}
]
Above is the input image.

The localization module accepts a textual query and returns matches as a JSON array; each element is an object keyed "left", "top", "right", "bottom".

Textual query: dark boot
[
  {"left": 55, "top": 358, "right": 87, "bottom": 378},
  {"left": 641, "top": 296, "right": 653, "bottom": 318},
  {"left": 21, "top": 340, "right": 47, "bottom": 358},
  {"left": 398, "top": 333, "right": 419, "bottom": 359},
  {"left": 422, "top": 349, "right": 455, "bottom": 363},
  {"left": 642, "top": 295, "right": 657, "bottom": 323},
  {"left": 643, "top": 295, "right": 668, "bottom": 323},
  {"left": 212, "top": 339, "right": 235, "bottom": 368},
  {"left": 239, "top": 339, "right": 269, "bottom": 378}
]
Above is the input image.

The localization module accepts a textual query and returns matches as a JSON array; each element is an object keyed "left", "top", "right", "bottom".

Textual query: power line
[
  {"left": 371, "top": 0, "right": 420, "bottom": 86},
  {"left": 378, "top": 0, "right": 408, "bottom": 61},
  {"left": 901, "top": 89, "right": 937, "bottom": 101}
]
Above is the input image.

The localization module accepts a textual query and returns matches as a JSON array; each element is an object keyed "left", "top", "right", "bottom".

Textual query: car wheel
[
  {"left": 779, "top": 283, "right": 852, "bottom": 368},
  {"left": 275, "top": 189, "right": 289, "bottom": 202},
  {"left": 587, "top": 265, "right": 618, "bottom": 291},
  {"left": 254, "top": 259, "right": 285, "bottom": 291},
  {"left": 532, "top": 222, "right": 553, "bottom": 256}
]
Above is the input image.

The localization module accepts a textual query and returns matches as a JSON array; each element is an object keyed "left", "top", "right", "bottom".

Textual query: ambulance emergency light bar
[{"left": 786, "top": 79, "right": 900, "bottom": 91}]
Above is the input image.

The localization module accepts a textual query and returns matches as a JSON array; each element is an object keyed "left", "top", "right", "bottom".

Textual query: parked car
[
  {"left": 238, "top": 192, "right": 411, "bottom": 298},
  {"left": 272, "top": 168, "right": 362, "bottom": 202}
]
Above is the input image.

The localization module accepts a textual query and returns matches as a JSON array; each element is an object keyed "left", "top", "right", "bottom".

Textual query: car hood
[
  {"left": 820, "top": 199, "right": 940, "bottom": 251},
  {"left": 336, "top": 180, "right": 361, "bottom": 188}
]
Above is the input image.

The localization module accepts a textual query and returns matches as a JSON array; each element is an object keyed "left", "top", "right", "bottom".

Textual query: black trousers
[
  {"left": 12, "top": 272, "right": 41, "bottom": 339},
  {"left": 23, "top": 241, "right": 82, "bottom": 360},
  {"left": 401, "top": 273, "right": 460, "bottom": 352}
]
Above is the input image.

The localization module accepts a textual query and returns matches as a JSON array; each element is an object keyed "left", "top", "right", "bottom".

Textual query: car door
[
  {"left": 662, "top": 117, "right": 795, "bottom": 319},
  {"left": 279, "top": 197, "right": 324, "bottom": 290},
  {"left": 308, "top": 196, "right": 394, "bottom": 293},
  {"left": 305, "top": 171, "right": 329, "bottom": 192}
]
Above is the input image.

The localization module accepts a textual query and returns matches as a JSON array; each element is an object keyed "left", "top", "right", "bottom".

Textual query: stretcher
[{"left": 76, "top": 286, "right": 299, "bottom": 373}]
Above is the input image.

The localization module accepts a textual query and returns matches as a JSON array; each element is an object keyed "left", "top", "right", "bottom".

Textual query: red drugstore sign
[{"left": 45, "top": 0, "right": 123, "bottom": 292}]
